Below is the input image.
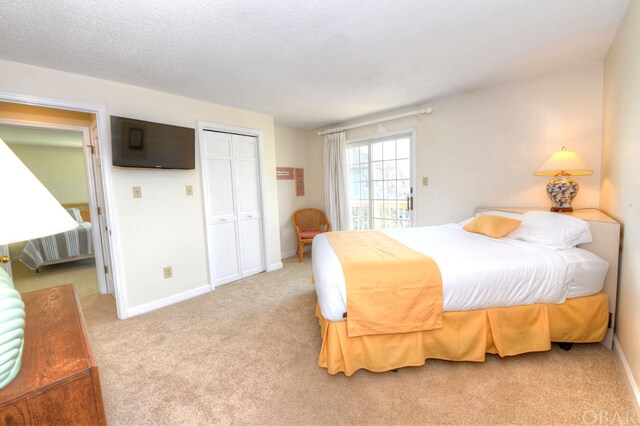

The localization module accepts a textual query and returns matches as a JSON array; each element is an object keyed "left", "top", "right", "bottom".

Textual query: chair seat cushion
[{"left": 300, "top": 230, "right": 324, "bottom": 239}]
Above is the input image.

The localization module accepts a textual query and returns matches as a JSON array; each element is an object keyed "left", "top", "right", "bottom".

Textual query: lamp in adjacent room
[
  {"left": 0, "top": 136, "right": 79, "bottom": 389},
  {"left": 534, "top": 146, "right": 592, "bottom": 212}
]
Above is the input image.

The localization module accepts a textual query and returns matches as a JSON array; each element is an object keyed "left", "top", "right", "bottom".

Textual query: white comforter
[{"left": 313, "top": 223, "right": 608, "bottom": 322}]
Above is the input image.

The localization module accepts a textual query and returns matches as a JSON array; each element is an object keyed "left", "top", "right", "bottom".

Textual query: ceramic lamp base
[
  {"left": 546, "top": 175, "right": 578, "bottom": 212},
  {"left": 0, "top": 269, "right": 25, "bottom": 390}
]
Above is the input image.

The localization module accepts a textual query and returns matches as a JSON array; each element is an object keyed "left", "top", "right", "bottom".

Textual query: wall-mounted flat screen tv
[{"left": 111, "top": 116, "right": 195, "bottom": 169}]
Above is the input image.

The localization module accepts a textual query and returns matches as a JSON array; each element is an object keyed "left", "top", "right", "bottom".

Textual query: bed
[
  {"left": 62, "top": 202, "right": 91, "bottom": 223},
  {"left": 312, "top": 208, "right": 620, "bottom": 376},
  {"left": 19, "top": 207, "right": 95, "bottom": 271}
]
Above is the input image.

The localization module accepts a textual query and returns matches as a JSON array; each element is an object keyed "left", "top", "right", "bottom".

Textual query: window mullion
[{"left": 367, "top": 141, "right": 373, "bottom": 230}]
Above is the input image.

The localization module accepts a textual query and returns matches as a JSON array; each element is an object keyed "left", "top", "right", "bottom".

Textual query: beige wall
[
  {"left": 310, "top": 64, "right": 604, "bottom": 226},
  {"left": 274, "top": 126, "right": 324, "bottom": 258},
  {"left": 8, "top": 144, "right": 88, "bottom": 204},
  {"left": 0, "top": 59, "right": 281, "bottom": 312},
  {"left": 601, "top": 0, "right": 640, "bottom": 410}
]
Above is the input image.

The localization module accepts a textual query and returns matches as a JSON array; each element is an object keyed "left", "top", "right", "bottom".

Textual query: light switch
[
  {"left": 133, "top": 186, "right": 142, "bottom": 198},
  {"left": 422, "top": 177, "right": 429, "bottom": 186},
  {"left": 186, "top": 185, "right": 193, "bottom": 196}
]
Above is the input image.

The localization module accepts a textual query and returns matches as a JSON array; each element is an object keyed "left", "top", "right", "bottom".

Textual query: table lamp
[
  {"left": 0, "top": 136, "right": 79, "bottom": 389},
  {"left": 534, "top": 146, "right": 592, "bottom": 212}
]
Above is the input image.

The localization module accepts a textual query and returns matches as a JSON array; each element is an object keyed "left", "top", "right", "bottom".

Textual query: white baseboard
[
  {"left": 126, "top": 284, "right": 212, "bottom": 317},
  {"left": 281, "top": 246, "right": 311, "bottom": 260},
  {"left": 281, "top": 249, "right": 297, "bottom": 259},
  {"left": 613, "top": 335, "right": 640, "bottom": 420},
  {"left": 267, "top": 261, "right": 283, "bottom": 272}
]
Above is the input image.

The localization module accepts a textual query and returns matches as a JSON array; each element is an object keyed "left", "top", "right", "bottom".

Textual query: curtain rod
[{"left": 317, "top": 107, "right": 433, "bottom": 136}]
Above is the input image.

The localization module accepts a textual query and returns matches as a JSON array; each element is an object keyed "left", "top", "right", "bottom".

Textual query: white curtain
[{"left": 324, "top": 131, "right": 351, "bottom": 231}]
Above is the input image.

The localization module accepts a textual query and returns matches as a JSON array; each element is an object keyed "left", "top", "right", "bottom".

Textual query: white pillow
[
  {"left": 65, "top": 207, "right": 83, "bottom": 223},
  {"left": 476, "top": 210, "right": 522, "bottom": 219},
  {"left": 507, "top": 211, "right": 592, "bottom": 249},
  {"left": 459, "top": 210, "right": 522, "bottom": 227}
]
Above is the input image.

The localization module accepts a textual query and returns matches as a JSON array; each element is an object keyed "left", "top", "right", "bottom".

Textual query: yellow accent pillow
[{"left": 463, "top": 214, "right": 522, "bottom": 238}]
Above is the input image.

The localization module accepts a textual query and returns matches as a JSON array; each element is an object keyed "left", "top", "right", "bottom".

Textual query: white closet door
[
  {"left": 238, "top": 219, "right": 264, "bottom": 275},
  {"left": 208, "top": 222, "right": 240, "bottom": 285},
  {"left": 202, "top": 131, "right": 240, "bottom": 285},
  {"left": 233, "top": 134, "right": 265, "bottom": 277},
  {"left": 200, "top": 129, "right": 265, "bottom": 287}
]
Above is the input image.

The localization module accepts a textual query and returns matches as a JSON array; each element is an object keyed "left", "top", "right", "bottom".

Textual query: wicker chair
[{"left": 292, "top": 208, "right": 332, "bottom": 261}]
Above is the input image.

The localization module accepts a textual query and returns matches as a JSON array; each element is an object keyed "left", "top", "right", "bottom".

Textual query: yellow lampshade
[
  {"left": 534, "top": 146, "right": 592, "bottom": 176},
  {"left": 0, "top": 137, "right": 78, "bottom": 245}
]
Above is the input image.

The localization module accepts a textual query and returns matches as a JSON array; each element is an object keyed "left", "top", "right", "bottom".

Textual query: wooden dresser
[{"left": 0, "top": 284, "right": 107, "bottom": 425}]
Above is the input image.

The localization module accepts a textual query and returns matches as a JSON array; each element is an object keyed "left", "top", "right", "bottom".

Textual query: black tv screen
[{"left": 111, "top": 116, "right": 195, "bottom": 169}]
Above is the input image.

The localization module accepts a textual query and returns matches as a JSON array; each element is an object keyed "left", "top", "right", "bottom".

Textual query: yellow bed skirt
[{"left": 317, "top": 292, "right": 608, "bottom": 376}]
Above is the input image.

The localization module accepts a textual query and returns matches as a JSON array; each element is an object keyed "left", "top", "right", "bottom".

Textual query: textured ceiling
[
  {"left": 0, "top": 126, "right": 83, "bottom": 148},
  {"left": 0, "top": 0, "right": 629, "bottom": 129}
]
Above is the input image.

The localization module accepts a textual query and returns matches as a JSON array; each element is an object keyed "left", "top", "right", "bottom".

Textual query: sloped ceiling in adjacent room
[
  {"left": 0, "top": 0, "right": 630, "bottom": 129},
  {"left": 0, "top": 126, "right": 83, "bottom": 148}
]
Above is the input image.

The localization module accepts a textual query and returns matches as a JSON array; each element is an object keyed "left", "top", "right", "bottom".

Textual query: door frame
[
  {"left": 0, "top": 91, "right": 127, "bottom": 319},
  {"left": 346, "top": 128, "right": 417, "bottom": 228},
  {"left": 197, "top": 120, "right": 269, "bottom": 290},
  {"left": 0, "top": 119, "right": 111, "bottom": 294}
]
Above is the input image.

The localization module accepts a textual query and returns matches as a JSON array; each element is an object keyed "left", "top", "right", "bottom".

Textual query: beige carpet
[
  {"left": 19, "top": 256, "right": 639, "bottom": 425},
  {"left": 11, "top": 257, "right": 100, "bottom": 298}
]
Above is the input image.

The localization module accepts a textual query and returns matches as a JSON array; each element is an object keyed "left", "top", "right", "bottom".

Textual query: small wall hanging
[
  {"left": 276, "top": 167, "right": 294, "bottom": 180},
  {"left": 295, "top": 168, "right": 305, "bottom": 196}
]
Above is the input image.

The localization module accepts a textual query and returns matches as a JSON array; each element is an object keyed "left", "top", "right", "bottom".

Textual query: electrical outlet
[
  {"left": 133, "top": 186, "right": 142, "bottom": 198},
  {"left": 186, "top": 185, "right": 193, "bottom": 196},
  {"left": 163, "top": 266, "right": 172, "bottom": 279},
  {"left": 422, "top": 177, "right": 429, "bottom": 186}
]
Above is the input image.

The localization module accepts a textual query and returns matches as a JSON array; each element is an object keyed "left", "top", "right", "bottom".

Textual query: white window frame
[{"left": 346, "top": 128, "right": 417, "bottom": 229}]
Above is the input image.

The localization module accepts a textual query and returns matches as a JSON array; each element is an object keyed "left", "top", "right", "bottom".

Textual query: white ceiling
[
  {"left": 0, "top": 125, "right": 83, "bottom": 148},
  {"left": 0, "top": 0, "right": 629, "bottom": 130}
]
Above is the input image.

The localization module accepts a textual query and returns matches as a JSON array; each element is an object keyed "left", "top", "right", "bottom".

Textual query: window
[{"left": 347, "top": 132, "right": 414, "bottom": 230}]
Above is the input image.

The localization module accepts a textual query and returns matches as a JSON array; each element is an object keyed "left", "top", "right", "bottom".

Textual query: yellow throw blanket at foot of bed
[{"left": 326, "top": 230, "right": 443, "bottom": 337}]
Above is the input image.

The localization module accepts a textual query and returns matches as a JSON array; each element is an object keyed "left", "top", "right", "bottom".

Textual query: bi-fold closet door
[{"left": 201, "top": 130, "right": 265, "bottom": 287}]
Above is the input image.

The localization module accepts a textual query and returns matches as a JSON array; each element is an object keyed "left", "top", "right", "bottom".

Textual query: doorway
[
  {"left": 347, "top": 129, "right": 416, "bottom": 230},
  {"left": 0, "top": 124, "right": 101, "bottom": 298},
  {"left": 0, "top": 97, "right": 124, "bottom": 319}
]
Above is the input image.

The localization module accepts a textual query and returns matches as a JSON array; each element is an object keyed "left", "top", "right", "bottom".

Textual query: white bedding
[{"left": 312, "top": 223, "right": 609, "bottom": 322}]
